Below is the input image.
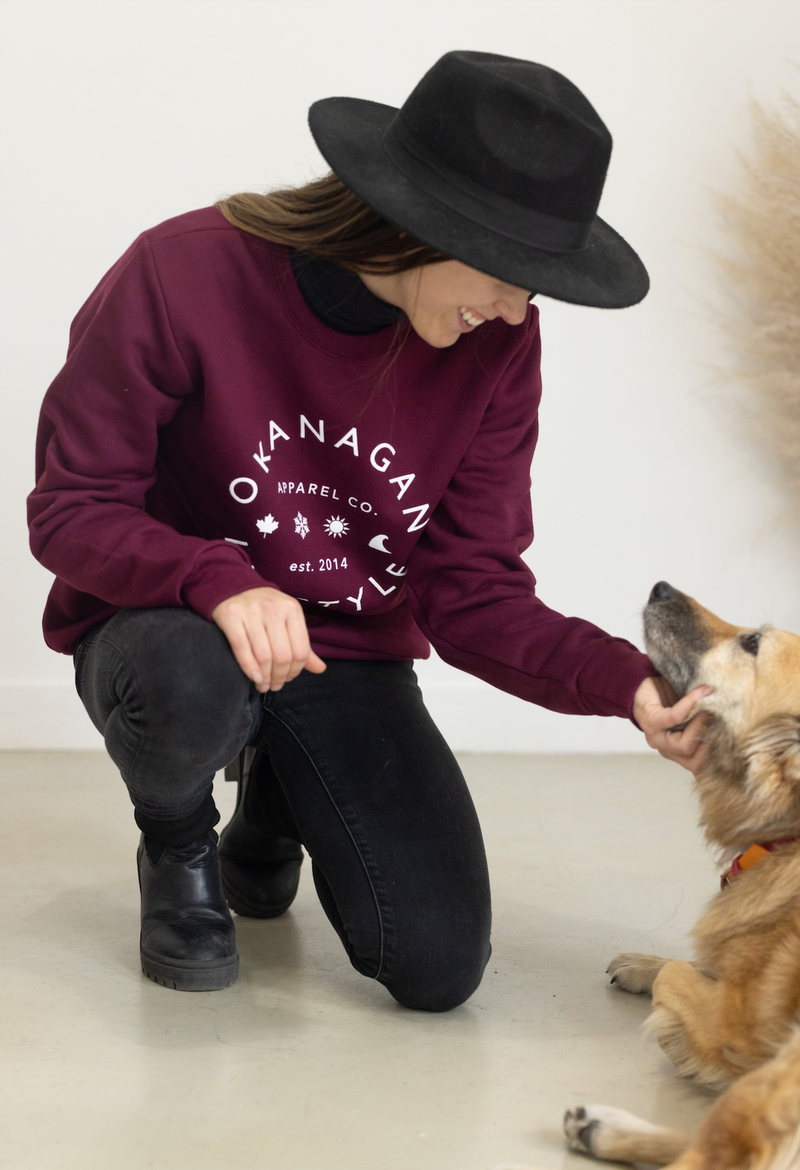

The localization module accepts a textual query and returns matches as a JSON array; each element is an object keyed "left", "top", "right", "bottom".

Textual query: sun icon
[{"left": 323, "top": 516, "right": 349, "bottom": 539}]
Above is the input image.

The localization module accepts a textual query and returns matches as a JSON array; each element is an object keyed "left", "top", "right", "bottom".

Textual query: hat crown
[
  {"left": 306, "top": 50, "right": 649, "bottom": 307},
  {"left": 388, "top": 52, "right": 612, "bottom": 227}
]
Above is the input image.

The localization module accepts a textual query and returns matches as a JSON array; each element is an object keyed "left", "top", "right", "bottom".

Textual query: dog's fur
[{"left": 564, "top": 583, "right": 800, "bottom": 1169}]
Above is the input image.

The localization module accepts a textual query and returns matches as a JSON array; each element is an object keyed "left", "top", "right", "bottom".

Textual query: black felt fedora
[{"left": 308, "top": 51, "right": 649, "bottom": 308}]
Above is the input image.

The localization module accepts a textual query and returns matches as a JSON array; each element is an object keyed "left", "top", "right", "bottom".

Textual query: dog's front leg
[
  {"left": 564, "top": 1104, "right": 691, "bottom": 1165},
  {"left": 606, "top": 952, "right": 671, "bottom": 995},
  {"left": 650, "top": 960, "right": 766, "bottom": 1088}
]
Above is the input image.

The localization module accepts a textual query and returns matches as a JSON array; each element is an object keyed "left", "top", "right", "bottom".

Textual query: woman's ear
[{"left": 742, "top": 714, "right": 800, "bottom": 817}]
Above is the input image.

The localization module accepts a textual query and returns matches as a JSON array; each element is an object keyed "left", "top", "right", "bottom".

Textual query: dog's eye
[{"left": 740, "top": 632, "right": 761, "bottom": 656}]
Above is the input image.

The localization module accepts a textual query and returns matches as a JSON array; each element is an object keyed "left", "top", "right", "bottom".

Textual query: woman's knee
[
  {"left": 314, "top": 865, "right": 490, "bottom": 1011},
  {"left": 78, "top": 607, "right": 259, "bottom": 780},
  {"left": 380, "top": 917, "right": 492, "bottom": 1013},
  {"left": 100, "top": 606, "right": 242, "bottom": 695}
]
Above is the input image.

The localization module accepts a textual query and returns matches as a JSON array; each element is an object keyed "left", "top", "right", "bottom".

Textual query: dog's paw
[
  {"left": 564, "top": 1105, "right": 601, "bottom": 1157},
  {"left": 606, "top": 952, "right": 669, "bottom": 995},
  {"left": 563, "top": 1104, "right": 660, "bottom": 1161}
]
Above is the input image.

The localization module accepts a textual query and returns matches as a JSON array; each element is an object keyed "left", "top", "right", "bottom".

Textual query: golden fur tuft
[{"left": 716, "top": 93, "right": 800, "bottom": 515}]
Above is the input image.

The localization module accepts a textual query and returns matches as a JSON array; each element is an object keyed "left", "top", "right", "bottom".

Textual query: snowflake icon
[
  {"left": 256, "top": 514, "right": 279, "bottom": 536},
  {"left": 323, "top": 516, "right": 349, "bottom": 539},
  {"left": 294, "top": 512, "right": 310, "bottom": 540}
]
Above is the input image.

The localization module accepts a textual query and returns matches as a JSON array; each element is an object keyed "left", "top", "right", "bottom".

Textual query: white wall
[{"left": 3, "top": 0, "right": 800, "bottom": 751}]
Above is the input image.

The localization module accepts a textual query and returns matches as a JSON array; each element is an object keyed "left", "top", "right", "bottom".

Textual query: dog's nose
[{"left": 649, "top": 581, "right": 677, "bottom": 603}]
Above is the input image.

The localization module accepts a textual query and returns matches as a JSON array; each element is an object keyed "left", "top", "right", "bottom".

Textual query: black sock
[{"left": 136, "top": 791, "right": 220, "bottom": 863}]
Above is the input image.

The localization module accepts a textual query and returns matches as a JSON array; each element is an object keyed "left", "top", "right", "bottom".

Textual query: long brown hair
[{"left": 216, "top": 172, "right": 446, "bottom": 274}]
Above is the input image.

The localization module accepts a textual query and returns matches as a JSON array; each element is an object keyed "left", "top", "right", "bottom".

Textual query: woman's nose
[{"left": 497, "top": 290, "right": 530, "bottom": 325}]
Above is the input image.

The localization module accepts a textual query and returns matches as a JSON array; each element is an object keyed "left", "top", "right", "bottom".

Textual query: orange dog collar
[{"left": 721, "top": 838, "right": 797, "bottom": 889}]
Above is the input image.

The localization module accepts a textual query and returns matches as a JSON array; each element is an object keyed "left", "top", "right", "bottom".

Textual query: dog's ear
[{"left": 742, "top": 714, "right": 800, "bottom": 819}]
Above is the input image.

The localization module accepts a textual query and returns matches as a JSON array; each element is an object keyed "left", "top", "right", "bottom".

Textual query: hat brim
[{"left": 309, "top": 97, "right": 649, "bottom": 310}]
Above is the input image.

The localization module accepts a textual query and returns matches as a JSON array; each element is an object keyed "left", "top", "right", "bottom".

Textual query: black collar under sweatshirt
[{"left": 289, "top": 250, "right": 405, "bottom": 334}]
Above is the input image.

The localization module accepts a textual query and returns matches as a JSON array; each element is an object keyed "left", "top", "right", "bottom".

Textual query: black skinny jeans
[{"left": 74, "top": 608, "right": 492, "bottom": 1011}]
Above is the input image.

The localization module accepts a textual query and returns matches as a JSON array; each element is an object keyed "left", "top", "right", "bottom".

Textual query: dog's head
[{"left": 644, "top": 581, "right": 800, "bottom": 848}]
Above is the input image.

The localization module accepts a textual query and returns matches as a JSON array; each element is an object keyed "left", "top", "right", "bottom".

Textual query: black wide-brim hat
[{"left": 309, "top": 51, "right": 649, "bottom": 309}]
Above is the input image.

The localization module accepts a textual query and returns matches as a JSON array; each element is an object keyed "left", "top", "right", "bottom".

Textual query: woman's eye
[{"left": 740, "top": 632, "right": 761, "bottom": 656}]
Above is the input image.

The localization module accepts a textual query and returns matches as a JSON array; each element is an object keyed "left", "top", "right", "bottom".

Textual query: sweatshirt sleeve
[
  {"left": 27, "top": 236, "right": 271, "bottom": 618},
  {"left": 404, "top": 318, "right": 656, "bottom": 720}
]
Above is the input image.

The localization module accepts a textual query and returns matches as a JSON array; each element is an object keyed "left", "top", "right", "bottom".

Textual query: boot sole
[{"left": 140, "top": 944, "right": 239, "bottom": 991}]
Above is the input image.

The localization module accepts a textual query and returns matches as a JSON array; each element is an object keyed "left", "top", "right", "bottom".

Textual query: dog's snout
[{"left": 650, "top": 581, "right": 677, "bottom": 604}]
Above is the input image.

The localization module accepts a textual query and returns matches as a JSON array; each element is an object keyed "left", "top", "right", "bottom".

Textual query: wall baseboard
[
  {"left": 0, "top": 680, "right": 645, "bottom": 753},
  {"left": 0, "top": 682, "right": 103, "bottom": 750}
]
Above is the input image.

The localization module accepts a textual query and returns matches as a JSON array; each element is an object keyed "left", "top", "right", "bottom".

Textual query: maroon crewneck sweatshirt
[{"left": 28, "top": 207, "right": 655, "bottom": 719}]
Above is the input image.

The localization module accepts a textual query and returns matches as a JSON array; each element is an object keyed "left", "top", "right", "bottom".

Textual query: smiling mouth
[{"left": 459, "top": 306, "right": 486, "bottom": 327}]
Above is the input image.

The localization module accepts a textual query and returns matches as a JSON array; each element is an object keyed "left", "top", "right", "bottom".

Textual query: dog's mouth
[{"left": 643, "top": 581, "right": 713, "bottom": 698}]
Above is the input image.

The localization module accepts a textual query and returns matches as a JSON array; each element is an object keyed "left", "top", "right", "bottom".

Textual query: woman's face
[{"left": 363, "top": 260, "right": 532, "bottom": 348}]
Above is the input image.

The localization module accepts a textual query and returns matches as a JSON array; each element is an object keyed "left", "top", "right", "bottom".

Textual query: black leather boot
[
  {"left": 137, "top": 830, "right": 239, "bottom": 991},
  {"left": 218, "top": 748, "right": 304, "bottom": 918}
]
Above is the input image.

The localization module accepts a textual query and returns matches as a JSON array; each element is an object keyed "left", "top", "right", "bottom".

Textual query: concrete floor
[{"left": 0, "top": 751, "right": 718, "bottom": 1170}]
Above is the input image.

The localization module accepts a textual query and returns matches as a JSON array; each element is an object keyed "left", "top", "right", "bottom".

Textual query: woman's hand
[
  {"left": 212, "top": 587, "right": 326, "bottom": 693},
  {"left": 632, "top": 675, "right": 713, "bottom": 775}
]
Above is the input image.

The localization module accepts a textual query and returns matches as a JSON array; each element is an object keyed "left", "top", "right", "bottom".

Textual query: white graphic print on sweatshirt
[{"left": 223, "top": 414, "right": 428, "bottom": 612}]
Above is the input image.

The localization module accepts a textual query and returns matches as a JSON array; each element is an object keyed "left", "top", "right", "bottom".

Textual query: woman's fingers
[
  {"left": 304, "top": 650, "right": 328, "bottom": 674},
  {"left": 632, "top": 676, "right": 714, "bottom": 774},
  {"left": 255, "top": 592, "right": 313, "bottom": 690},
  {"left": 211, "top": 586, "right": 327, "bottom": 691},
  {"left": 657, "top": 711, "right": 710, "bottom": 768},
  {"left": 665, "top": 684, "right": 713, "bottom": 730},
  {"left": 280, "top": 602, "right": 318, "bottom": 686}
]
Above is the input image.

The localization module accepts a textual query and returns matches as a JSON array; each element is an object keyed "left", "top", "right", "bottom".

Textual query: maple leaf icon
[{"left": 256, "top": 514, "right": 279, "bottom": 536}]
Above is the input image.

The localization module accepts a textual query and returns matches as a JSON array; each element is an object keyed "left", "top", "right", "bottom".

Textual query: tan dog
[{"left": 564, "top": 581, "right": 800, "bottom": 1170}]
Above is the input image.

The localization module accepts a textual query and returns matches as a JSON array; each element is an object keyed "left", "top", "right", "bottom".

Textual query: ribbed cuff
[{"left": 182, "top": 565, "right": 278, "bottom": 622}]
